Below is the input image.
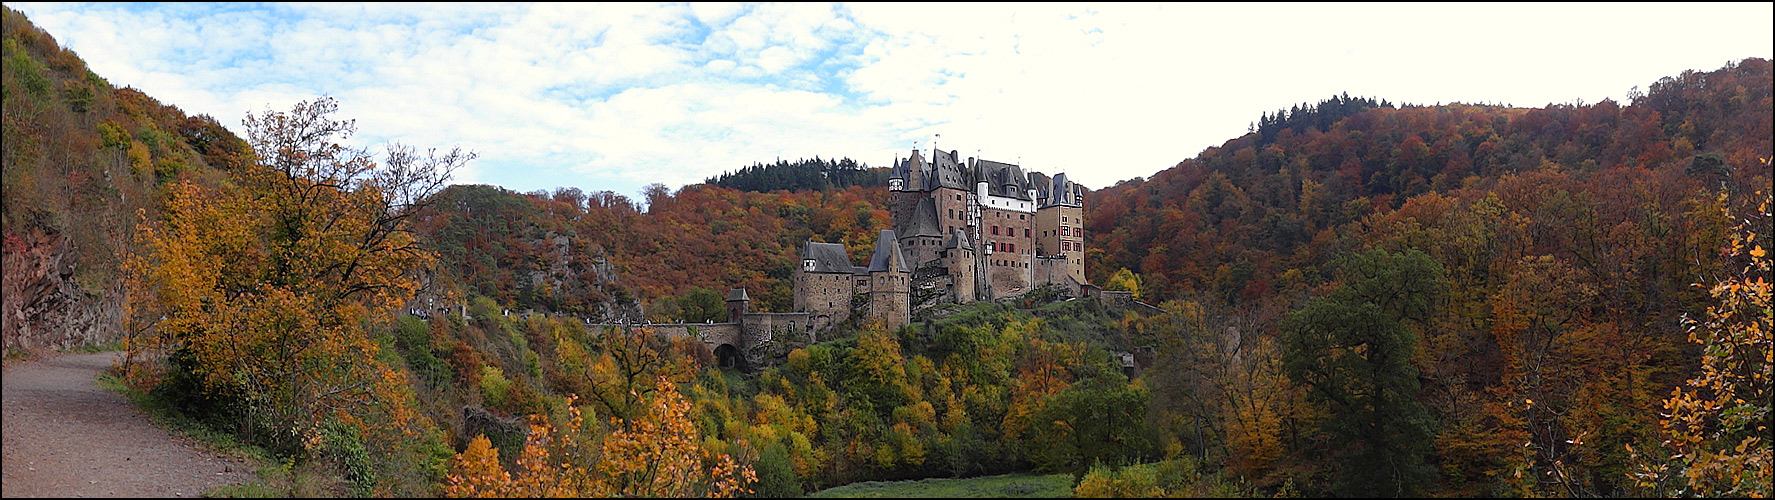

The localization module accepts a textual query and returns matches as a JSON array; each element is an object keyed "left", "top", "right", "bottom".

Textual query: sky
[{"left": 11, "top": 2, "right": 1774, "bottom": 200}]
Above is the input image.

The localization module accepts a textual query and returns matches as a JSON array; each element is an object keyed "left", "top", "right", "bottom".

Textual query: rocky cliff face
[{"left": 2, "top": 228, "right": 122, "bottom": 352}]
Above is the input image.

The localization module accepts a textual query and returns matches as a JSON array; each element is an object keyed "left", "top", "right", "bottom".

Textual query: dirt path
[{"left": 2, "top": 351, "right": 255, "bottom": 498}]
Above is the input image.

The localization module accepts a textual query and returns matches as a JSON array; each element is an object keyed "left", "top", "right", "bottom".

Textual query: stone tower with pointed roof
[
  {"left": 864, "top": 229, "right": 912, "bottom": 328},
  {"left": 791, "top": 229, "right": 913, "bottom": 334}
]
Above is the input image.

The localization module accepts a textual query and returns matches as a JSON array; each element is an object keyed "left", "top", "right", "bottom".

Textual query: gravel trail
[{"left": 2, "top": 351, "right": 255, "bottom": 498}]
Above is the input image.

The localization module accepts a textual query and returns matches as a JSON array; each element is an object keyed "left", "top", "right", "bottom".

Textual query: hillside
[
  {"left": 410, "top": 181, "right": 898, "bottom": 320},
  {"left": 1080, "top": 57, "right": 1771, "bottom": 495},
  {"left": 378, "top": 58, "right": 1772, "bottom": 497},
  {"left": 2, "top": 5, "right": 247, "bottom": 353},
  {"left": 1086, "top": 59, "right": 1770, "bottom": 301},
  {"left": 5, "top": 4, "right": 1768, "bottom": 497}
]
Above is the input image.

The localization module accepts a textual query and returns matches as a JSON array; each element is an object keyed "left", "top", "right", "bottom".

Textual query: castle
[
  {"left": 588, "top": 146, "right": 1089, "bottom": 369},
  {"left": 788, "top": 146, "right": 1089, "bottom": 333}
]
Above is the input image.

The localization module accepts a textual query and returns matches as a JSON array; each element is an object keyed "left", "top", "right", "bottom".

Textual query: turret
[{"left": 725, "top": 287, "right": 750, "bottom": 322}]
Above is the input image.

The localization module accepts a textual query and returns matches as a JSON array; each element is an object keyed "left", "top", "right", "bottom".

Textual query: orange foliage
[{"left": 445, "top": 386, "right": 754, "bottom": 498}]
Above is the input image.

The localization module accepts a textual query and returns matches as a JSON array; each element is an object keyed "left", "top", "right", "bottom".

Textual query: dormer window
[{"left": 803, "top": 259, "right": 816, "bottom": 272}]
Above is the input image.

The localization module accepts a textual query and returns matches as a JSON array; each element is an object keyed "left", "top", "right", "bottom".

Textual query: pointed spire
[{"left": 869, "top": 229, "right": 910, "bottom": 273}]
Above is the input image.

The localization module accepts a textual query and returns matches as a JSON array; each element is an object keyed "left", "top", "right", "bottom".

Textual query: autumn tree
[
  {"left": 1025, "top": 371, "right": 1156, "bottom": 473},
  {"left": 445, "top": 383, "right": 755, "bottom": 498},
  {"left": 1282, "top": 248, "right": 1448, "bottom": 497},
  {"left": 128, "top": 96, "right": 470, "bottom": 456},
  {"left": 1631, "top": 162, "right": 1773, "bottom": 497},
  {"left": 581, "top": 325, "right": 704, "bottom": 430},
  {"left": 1104, "top": 267, "right": 1145, "bottom": 301}
]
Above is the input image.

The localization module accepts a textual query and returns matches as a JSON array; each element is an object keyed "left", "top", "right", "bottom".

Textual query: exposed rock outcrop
[{"left": 2, "top": 228, "right": 122, "bottom": 352}]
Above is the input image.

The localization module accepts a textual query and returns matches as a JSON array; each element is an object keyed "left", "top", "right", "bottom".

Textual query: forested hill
[
  {"left": 1077, "top": 57, "right": 1770, "bottom": 495},
  {"left": 1086, "top": 57, "right": 1770, "bottom": 302},
  {"left": 409, "top": 182, "right": 894, "bottom": 320},
  {"left": 8, "top": 3, "right": 1770, "bottom": 495},
  {"left": 2, "top": 5, "right": 248, "bottom": 352},
  {"left": 703, "top": 156, "right": 888, "bottom": 192}
]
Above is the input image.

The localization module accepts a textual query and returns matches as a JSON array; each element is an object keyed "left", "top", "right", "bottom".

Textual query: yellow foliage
[
  {"left": 1632, "top": 160, "right": 1773, "bottom": 497},
  {"left": 443, "top": 436, "right": 512, "bottom": 498},
  {"left": 445, "top": 386, "right": 755, "bottom": 498}
]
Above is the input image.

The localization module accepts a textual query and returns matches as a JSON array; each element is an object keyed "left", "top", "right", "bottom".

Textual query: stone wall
[
  {"left": 587, "top": 322, "right": 743, "bottom": 349},
  {"left": 932, "top": 187, "right": 971, "bottom": 236},
  {"left": 865, "top": 271, "right": 911, "bottom": 329},
  {"left": 794, "top": 271, "right": 855, "bottom": 329},
  {"left": 979, "top": 206, "right": 1034, "bottom": 298},
  {"left": 1031, "top": 255, "right": 1081, "bottom": 296},
  {"left": 739, "top": 312, "right": 812, "bottom": 363}
]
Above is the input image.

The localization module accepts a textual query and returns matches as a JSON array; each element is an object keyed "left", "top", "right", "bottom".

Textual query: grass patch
[
  {"left": 808, "top": 473, "right": 1075, "bottom": 498},
  {"left": 4, "top": 347, "right": 37, "bottom": 365},
  {"left": 63, "top": 339, "right": 125, "bottom": 353}
]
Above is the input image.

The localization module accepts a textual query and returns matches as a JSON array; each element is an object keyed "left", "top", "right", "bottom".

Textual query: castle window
[
  {"left": 948, "top": 209, "right": 954, "bottom": 219},
  {"left": 992, "top": 226, "right": 1000, "bottom": 236},
  {"left": 1062, "top": 226, "right": 1070, "bottom": 236},
  {"left": 1024, "top": 228, "right": 1030, "bottom": 237}
]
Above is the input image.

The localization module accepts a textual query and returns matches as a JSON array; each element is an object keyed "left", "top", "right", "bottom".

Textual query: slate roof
[
  {"left": 928, "top": 149, "right": 972, "bottom": 191},
  {"left": 725, "top": 287, "right": 750, "bottom": 302},
  {"left": 944, "top": 227, "right": 973, "bottom": 250},
  {"left": 897, "top": 197, "right": 944, "bottom": 238},
  {"left": 803, "top": 241, "right": 859, "bottom": 274},
  {"left": 1040, "top": 172, "right": 1081, "bottom": 207},
  {"left": 867, "top": 229, "right": 911, "bottom": 273},
  {"left": 1030, "top": 171, "right": 1052, "bottom": 203},
  {"left": 976, "top": 158, "right": 1032, "bottom": 200}
]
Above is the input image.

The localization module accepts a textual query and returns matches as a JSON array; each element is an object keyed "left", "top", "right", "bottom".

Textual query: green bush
[
  {"left": 751, "top": 440, "right": 804, "bottom": 498},
  {"left": 393, "top": 315, "right": 451, "bottom": 387},
  {"left": 320, "top": 419, "right": 375, "bottom": 494},
  {"left": 479, "top": 365, "right": 511, "bottom": 409}
]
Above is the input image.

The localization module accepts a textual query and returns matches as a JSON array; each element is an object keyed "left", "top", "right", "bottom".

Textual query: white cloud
[{"left": 7, "top": 2, "right": 1771, "bottom": 197}]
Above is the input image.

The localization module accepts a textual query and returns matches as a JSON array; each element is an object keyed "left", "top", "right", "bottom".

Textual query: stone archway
[{"left": 713, "top": 343, "right": 747, "bottom": 370}]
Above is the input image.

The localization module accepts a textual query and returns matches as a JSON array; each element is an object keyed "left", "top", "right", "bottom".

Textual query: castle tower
[
  {"left": 864, "top": 229, "right": 911, "bottom": 329},
  {"left": 725, "top": 287, "right": 751, "bottom": 323},
  {"left": 895, "top": 197, "right": 945, "bottom": 270},
  {"left": 1035, "top": 172, "right": 1086, "bottom": 285},
  {"left": 972, "top": 158, "right": 1036, "bottom": 298},
  {"left": 795, "top": 241, "right": 861, "bottom": 332},
  {"left": 940, "top": 228, "right": 976, "bottom": 303},
  {"left": 888, "top": 150, "right": 927, "bottom": 230}
]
